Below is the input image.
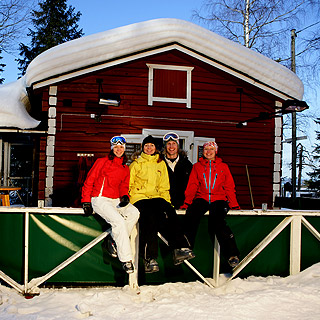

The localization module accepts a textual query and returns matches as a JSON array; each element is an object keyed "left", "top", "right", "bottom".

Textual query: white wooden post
[
  {"left": 129, "top": 223, "right": 139, "bottom": 290},
  {"left": 213, "top": 236, "right": 220, "bottom": 286},
  {"left": 290, "top": 215, "right": 302, "bottom": 275}
]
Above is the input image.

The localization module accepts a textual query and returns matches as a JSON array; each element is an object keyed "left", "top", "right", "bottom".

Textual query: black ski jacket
[{"left": 164, "top": 151, "right": 193, "bottom": 210}]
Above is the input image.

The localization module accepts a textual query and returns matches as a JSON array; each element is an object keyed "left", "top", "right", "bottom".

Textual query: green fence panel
[
  {"left": 28, "top": 214, "right": 129, "bottom": 285},
  {"left": 301, "top": 216, "right": 320, "bottom": 271},
  {"left": 1, "top": 212, "right": 319, "bottom": 286},
  {"left": 0, "top": 213, "right": 24, "bottom": 282}
]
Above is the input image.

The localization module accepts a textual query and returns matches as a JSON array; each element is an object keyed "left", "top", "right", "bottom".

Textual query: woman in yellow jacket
[{"left": 129, "top": 135, "right": 195, "bottom": 273}]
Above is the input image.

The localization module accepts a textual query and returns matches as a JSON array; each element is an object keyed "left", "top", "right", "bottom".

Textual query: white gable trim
[{"left": 32, "top": 44, "right": 293, "bottom": 101}]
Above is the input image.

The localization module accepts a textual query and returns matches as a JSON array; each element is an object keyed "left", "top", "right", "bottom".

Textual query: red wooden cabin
[{"left": 0, "top": 19, "right": 304, "bottom": 209}]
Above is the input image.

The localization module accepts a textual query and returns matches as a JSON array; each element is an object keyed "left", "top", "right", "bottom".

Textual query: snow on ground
[{"left": 1, "top": 263, "right": 320, "bottom": 319}]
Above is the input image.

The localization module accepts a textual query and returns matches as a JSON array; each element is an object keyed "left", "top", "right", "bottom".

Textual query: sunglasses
[
  {"left": 110, "top": 136, "right": 126, "bottom": 145},
  {"left": 163, "top": 132, "right": 179, "bottom": 142}
]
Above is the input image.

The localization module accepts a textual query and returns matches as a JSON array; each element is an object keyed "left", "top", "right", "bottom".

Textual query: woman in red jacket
[
  {"left": 181, "top": 141, "right": 240, "bottom": 268},
  {"left": 81, "top": 136, "right": 139, "bottom": 274}
]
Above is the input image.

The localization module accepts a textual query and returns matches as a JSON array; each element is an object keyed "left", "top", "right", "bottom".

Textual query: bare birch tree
[
  {"left": 0, "top": 0, "right": 34, "bottom": 53},
  {"left": 193, "top": 0, "right": 313, "bottom": 62},
  {"left": 193, "top": 0, "right": 320, "bottom": 181},
  {"left": 0, "top": 0, "right": 34, "bottom": 82}
]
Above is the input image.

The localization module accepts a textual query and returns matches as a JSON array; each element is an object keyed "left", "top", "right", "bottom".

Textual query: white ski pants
[{"left": 91, "top": 196, "right": 139, "bottom": 262}]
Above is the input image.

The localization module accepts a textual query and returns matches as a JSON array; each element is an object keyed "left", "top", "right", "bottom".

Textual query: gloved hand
[
  {"left": 118, "top": 195, "right": 130, "bottom": 207},
  {"left": 82, "top": 202, "right": 93, "bottom": 216},
  {"left": 180, "top": 203, "right": 189, "bottom": 210}
]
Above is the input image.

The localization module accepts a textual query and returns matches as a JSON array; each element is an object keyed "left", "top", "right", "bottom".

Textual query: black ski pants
[
  {"left": 134, "top": 198, "right": 189, "bottom": 260},
  {"left": 184, "top": 198, "right": 239, "bottom": 259}
]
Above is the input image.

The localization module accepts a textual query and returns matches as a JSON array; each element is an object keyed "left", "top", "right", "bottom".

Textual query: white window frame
[
  {"left": 0, "top": 139, "right": 10, "bottom": 186},
  {"left": 124, "top": 130, "right": 215, "bottom": 164},
  {"left": 124, "top": 129, "right": 196, "bottom": 162},
  {"left": 120, "top": 134, "right": 142, "bottom": 144},
  {"left": 193, "top": 137, "right": 216, "bottom": 162},
  {"left": 147, "top": 63, "right": 194, "bottom": 108}
]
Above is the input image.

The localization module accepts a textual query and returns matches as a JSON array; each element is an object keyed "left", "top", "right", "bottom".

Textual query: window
[
  {"left": 147, "top": 64, "right": 194, "bottom": 108},
  {"left": 124, "top": 131, "right": 214, "bottom": 163},
  {"left": 193, "top": 137, "right": 216, "bottom": 161},
  {"left": 124, "top": 129, "right": 195, "bottom": 162},
  {"left": 0, "top": 135, "right": 35, "bottom": 206}
]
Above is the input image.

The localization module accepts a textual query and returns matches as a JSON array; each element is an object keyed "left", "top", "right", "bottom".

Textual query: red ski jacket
[
  {"left": 184, "top": 157, "right": 239, "bottom": 208},
  {"left": 81, "top": 156, "right": 129, "bottom": 203}
]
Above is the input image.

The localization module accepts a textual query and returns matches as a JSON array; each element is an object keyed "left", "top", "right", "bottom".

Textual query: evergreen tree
[
  {"left": 306, "top": 118, "right": 320, "bottom": 195},
  {"left": 17, "top": 0, "right": 83, "bottom": 75}
]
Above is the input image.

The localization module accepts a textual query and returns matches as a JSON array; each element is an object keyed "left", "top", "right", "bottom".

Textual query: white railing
[
  {"left": 0, "top": 207, "right": 319, "bottom": 294},
  {"left": 215, "top": 209, "right": 320, "bottom": 286},
  {"left": 0, "top": 207, "right": 139, "bottom": 295}
]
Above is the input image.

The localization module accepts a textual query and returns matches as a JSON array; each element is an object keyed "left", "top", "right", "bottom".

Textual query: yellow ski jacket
[{"left": 129, "top": 152, "right": 171, "bottom": 204}]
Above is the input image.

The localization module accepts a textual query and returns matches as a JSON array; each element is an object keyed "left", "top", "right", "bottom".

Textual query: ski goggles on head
[
  {"left": 163, "top": 132, "right": 179, "bottom": 143},
  {"left": 110, "top": 136, "right": 126, "bottom": 145}
]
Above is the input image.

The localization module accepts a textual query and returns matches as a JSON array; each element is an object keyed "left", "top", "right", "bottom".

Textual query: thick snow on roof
[
  {"left": 0, "top": 77, "right": 40, "bottom": 129},
  {"left": 0, "top": 18, "right": 304, "bottom": 129},
  {"left": 26, "top": 18, "right": 303, "bottom": 99}
]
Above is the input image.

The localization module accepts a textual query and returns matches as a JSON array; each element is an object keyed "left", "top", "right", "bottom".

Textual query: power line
[{"left": 296, "top": 21, "right": 320, "bottom": 34}]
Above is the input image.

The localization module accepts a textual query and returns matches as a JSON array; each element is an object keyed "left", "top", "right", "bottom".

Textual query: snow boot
[
  {"left": 144, "top": 258, "right": 159, "bottom": 273},
  {"left": 228, "top": 256, "right": 240, "bottom": 268},
  {"left": 173, "top": 248, "right": 195, "bottom": 265},
  {"left": 122, "top": 261, "right": 134, "bottom": 274},
  {"left": 105, "top": 235, "right": 117, "bottom": 258}
]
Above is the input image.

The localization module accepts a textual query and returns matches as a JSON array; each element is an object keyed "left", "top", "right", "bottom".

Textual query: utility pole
[
  {"left": 297, "top": 143, "right": 303, "bottom": 191},
  {"left": 288, "top": 21, "right": 319, "bottom": 198},
  {"left": 291, "top": 29, "right": 297, "bottom": 199}
]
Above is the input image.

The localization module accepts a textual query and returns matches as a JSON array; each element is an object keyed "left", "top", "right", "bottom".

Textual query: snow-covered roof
[
  {"left": 0, "top": 78, "right": 40, "bottom": 129},
  {"left": 0, "top": 18, "right": 304, "bottom": 129}
]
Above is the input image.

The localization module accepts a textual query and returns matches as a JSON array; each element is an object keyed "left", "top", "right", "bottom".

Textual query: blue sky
[
  {"left": 70, "top": 0, "right": 199, "bottom": 35},
  {"left": 2, "top": 0, "right": 200, "bottom": 83}
]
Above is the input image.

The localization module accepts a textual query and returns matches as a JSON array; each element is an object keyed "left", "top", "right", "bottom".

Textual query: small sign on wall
[
  {"left": 197, "top": 146, "right": 204, "bottom": 160},
  {"left": 126, "top": 143, "right": 141, "bottom": 164}
]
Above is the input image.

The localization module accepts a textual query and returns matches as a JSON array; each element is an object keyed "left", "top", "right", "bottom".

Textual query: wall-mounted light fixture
[
  {"left": 95, "top": 79, "right": 121, "bottom": 122},
  {"left": 99, "top": 93, "right": 121, "bottom": 107},
  {"left": 236, "top": 99, "right": 309, "bottom": 128},
  {"left": 281, "top": 99, "right": 308, "bottom": 114}
]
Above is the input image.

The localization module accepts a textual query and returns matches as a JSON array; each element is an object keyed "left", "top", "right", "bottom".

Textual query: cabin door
[{"left": 0, "top": 134, "right": 35, "bottom": 206}]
